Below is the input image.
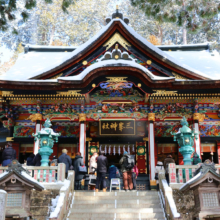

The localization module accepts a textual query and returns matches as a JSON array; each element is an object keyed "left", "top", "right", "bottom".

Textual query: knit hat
[{"left": 123, "top": 151, "right": 128, "bottom": 155}]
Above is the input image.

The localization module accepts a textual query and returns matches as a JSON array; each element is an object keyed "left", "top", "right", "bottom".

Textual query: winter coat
[
  {"left": 89, "top": 155, "right": 97, "bottom": 173},
  {"left": 33, "top": 153, "right": 42, "bottom": 166},
  {"left": 58, "top": 153, "right": 72, "bottom": 173},
  {"left": 108, "top": 165, "right": 117, "bottom": 180},
  {"left": 164, "top": 157, "right": 175, "bottom": 174},
  {"left": 97, "top": 155, "right": 108, "bottom": 173},
  {"left": 73, "top": 155, "right": 84, "bottom": 181},
  {"left": 27, "top": 156, "right": 35, "bottom": 166},
  {"left": 155, "top": 161, "right": 165, "bottom": 183},
  {"left": 2, "top": 146, "right": 16, "bottom": 161},
  {"left": 132, "top": 165, "right": 139, "bottom": 177}
]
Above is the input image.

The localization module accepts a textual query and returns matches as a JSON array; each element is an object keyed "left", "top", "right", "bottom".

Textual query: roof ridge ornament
[
  {"left": 105, "top": 6, "right": 129, "bottom": 25},
  {"left": 98, "top": 43, "right": 136, "bottom": 62}
]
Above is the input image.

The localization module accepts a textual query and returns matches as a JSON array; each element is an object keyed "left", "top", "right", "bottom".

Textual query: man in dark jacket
[
  {"left": 58, "top": 149, "right": 72, "bottom": 178},
  {"left": 73, "top": 152, "right": 84, "bottom": 190},
  {"left": 2, "top": 142, "right": 16, "bottom": 166},
  {"left": 96, "top": 151, "right": 108, "bottom": 192},
  {"left": 164, "top": 154, "right": 175, "bottom": 185},
  {"left": 33, "top": 153, "right": 42, "bottom": 166}
]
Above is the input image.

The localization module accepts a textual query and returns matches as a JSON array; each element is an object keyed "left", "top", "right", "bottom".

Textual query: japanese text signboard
[{"left": 99, "top": 119, "right": 135, "bottom": 135}]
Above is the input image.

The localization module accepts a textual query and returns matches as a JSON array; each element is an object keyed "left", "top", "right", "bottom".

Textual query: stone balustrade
[
  {"left": 168, "top": 163, "right": 220, "bottom": 184},
  {"left": 0, "top": 163, "right": 66, "bottom": 182}
]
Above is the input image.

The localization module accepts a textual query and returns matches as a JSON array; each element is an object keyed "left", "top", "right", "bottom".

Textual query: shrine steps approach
[{"left": 67, "top": 191, "right": 165, "bottom": 220}]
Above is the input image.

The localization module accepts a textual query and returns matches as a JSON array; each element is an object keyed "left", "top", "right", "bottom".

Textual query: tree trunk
[
  {"left": 183, "top": 26, "right": 187, "bottom": 44},
  {"left": 158, "top": 25, "right": 163, "bottom": 44},
  {"left": 49, "top": 26, "right": 55, "bottom": 45}
]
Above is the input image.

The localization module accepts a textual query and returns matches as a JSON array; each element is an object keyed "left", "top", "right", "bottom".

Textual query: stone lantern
[
  {"left": 171, "top": 116, "right": 198, "bottom": 165},
  {"left": 33, "top": 118, "right": 60, "bottom": 166}
]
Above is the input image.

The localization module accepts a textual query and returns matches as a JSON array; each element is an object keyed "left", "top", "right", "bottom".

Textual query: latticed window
[
  {"left": 202, "top": 193, "right": 219, "bottom": 207},
  {"left": 6, "top": 193, "right": 23, "bottom": 207}
]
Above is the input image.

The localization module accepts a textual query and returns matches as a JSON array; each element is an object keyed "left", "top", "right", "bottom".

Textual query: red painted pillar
[
  {"left": 11, "top": 142, "right": 20, "bottom": 160},
  {"left": 217, "top": 141, "right": 220, "bottom": 164}
]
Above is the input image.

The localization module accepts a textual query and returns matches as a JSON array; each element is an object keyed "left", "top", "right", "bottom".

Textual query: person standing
[
  {"left": 132, "top": 164, "right": 139, "bottom": 190},
  {"left": 27, "top": 153, "right": 35, "bottom": 166},
  {"left": 95, "top": 151, "right": 108, "bottom": 192},
  {"left": 2, "top": 142, "right": 16, "bottom": 166},
  {"left": 155, "top": 161, "right": 164, "bottom": 191},
  {"left": 164, "top": 154, "right": 175, "bottom": 185},
  {"left": 33, "top": 153, "right": 42, "bottom": 166},
  {"left": 89, "top": 152, "right": 98, "bottom": 174},
  {"left": 119, "top": 151, "right": 133, "bottom": 191},
  {"left": 58, "top": 149, "right": 72, "bottom": 178},
  {"left": 73, "top": 152, "right": 84, "bottom": 190}
]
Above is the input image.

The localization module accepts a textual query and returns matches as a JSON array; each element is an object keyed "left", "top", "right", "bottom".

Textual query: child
[{"left": 132, "top": 164, "right": 139, "bottom": 190}]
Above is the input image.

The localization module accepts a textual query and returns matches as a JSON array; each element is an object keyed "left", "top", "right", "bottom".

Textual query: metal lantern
[
  {"left": 33, "top": 118, "right": 60, "bottom": 166},
  {"left": 171, "top": 116, "right": 198, "bottom": 165}
]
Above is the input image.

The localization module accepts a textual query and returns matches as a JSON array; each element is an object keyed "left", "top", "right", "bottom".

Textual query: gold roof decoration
[
  {"left": 172, "top": 72, "right": 188, "bottom": 80},
  {"left": 50, "top": 73, "right": 63, "bottom": 79},
  {"left": 106, "top": 77, "right": 128, "bottom": 83},
  {"left": 103, "top": 33, "right": 131, "bottom": 50},
  {"left": 2, "top": 91, "right": 14, "bottom": 96},
  {"left": 152, "top": 90, "right": 178, "bottom": 96},
  {"left": 56, "top": 90, "right": 83, "bottom": 96}
]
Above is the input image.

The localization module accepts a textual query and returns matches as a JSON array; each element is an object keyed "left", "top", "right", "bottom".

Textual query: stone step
[
  {"left": 73, "top": 191, "right": 158, "bottom": 197},
  {"left": 70, "top": 208, "right": 163, "bottom": 214},
  {"left": 73, "top": 195, "right": 160, "bottom": 201},
  {"left": 71, "top": 203, "right": 162, "bottom": 209},
  {"left": 68, "top": 212, "right": 164, "bottom": 219},
  {"left": 68, "top": 218, "right": 165, "bottom": 220},
  {"left": 72, "top": 199, "right": 160, "bottom": 205}
]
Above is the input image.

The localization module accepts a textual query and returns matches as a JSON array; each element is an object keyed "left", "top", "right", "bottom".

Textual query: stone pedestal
[{"left": 0, "top": 190, "right": 7, "bottom": 220}]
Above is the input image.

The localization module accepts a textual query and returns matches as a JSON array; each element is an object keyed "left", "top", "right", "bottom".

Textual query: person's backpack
[
  {"left": 124, "top": 155, "right": 135, "bottom": 170},
  {"left": 115, "top": 167, "right": 121, "bottom": 178}
]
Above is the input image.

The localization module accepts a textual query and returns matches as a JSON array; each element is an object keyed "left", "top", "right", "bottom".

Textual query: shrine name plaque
[{"left": 99, "top": 119, "right": 135, "bottom": 135}]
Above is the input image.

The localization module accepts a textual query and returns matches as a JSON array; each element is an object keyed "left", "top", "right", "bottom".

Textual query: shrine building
[{"left": 1, "top": 8, "right": 220, "bottom": 189}]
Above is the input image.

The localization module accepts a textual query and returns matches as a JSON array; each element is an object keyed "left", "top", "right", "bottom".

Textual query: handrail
[{"left": 159, "top": 171, "right": 181, "bottom": 220}]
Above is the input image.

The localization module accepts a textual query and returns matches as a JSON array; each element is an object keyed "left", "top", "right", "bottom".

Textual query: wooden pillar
[
  {"left": 33, "top": 120, "right": 41, "bottom": 155},
  {"left": 79, "top": 113, "right": 86, "bottom": 163},
  {"left": 148, "top": 113, "right": 155, "bottom": 180}
]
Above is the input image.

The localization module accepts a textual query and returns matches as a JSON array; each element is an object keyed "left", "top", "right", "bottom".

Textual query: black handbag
[{"left": 155, "top": 173, "right": 158, "bottom": 180}]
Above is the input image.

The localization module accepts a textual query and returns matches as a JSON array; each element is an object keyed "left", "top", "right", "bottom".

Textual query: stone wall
[
  {"left": 173, "top": 189, "right": 196, "bottom": 220},
  {"left": 30, "top": 189, "right": 59, "bottom": 220}
]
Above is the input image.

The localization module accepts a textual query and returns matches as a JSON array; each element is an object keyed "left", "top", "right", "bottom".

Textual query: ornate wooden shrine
[{"left": 0, "top": 8, "right": 220, "bottom": 188}]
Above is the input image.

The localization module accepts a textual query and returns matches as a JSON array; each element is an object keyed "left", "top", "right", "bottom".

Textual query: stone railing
[
  {"left": 158, "top": 171, "right": 181, "bottom": 220},
  {"left": 0, "top": 163, "right": 66, "bottom": 182},
  {"left": 168, "top": 163, "right": 220, "bottom": 184},
  {"left": 49, "top": 171, "right": 75, "bottom": 220}
]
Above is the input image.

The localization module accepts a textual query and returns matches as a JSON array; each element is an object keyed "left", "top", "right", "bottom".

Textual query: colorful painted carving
[
  {"left": 53, "top": 125, "right": 80, "bottom": 138},
  {"left": 14, "top": 126, "right": 35, "bottom": 137},
  {"left": 199, "top": 124, "right": 220, "bottom": 137}
]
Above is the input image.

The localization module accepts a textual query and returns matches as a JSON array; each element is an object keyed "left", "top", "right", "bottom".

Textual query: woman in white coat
[
  {"left": 89, "top": 152, "right": 98, "bottom": 174},
  {"left": 155, "top": 161, "right": 164, "bottom": 191}
]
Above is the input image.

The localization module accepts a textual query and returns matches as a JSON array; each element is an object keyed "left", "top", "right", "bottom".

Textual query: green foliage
[
  {"left": 130, "top": 0, "right": 220, "bottom": 34},
  {"left": 0, "top": 0, "right": 75, "bottom": 31}
]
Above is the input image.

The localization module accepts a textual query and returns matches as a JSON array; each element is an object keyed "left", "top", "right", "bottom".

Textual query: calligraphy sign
[{"left": 99, "top": 119, "right": 135, "bottom": 135}]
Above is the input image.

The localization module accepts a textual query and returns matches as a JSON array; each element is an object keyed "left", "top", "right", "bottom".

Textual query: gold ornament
[
  {"left": 148, "top": 113, "right": 155, "bottom": 122},
  {"left": 57, "top": 90, "right": 82, "bottom": 96},
  {"left": 115, "top": 55, "right": 119, "bottom": 59},
  {"left": 91, "top": 147, "right": 97, "bottom": 154},
  {"left": 152, "top": 90, "right": 178, "bottom": 96},
  {"left": 106, "top": 77, "right": 127, "bottom": 83},
  {"left": 27, "top": 113, "right": 43, "bottom": 122},
  {"left": 193, "top": 113, "right": 205, "bottom": 122},
  {"left": 146, "top": 60, "right": 152, "bottom": 65},
  {"left": 92, "top": 84, "right": 96, "bottom": 88},
  {"left": 103, "top": 33, "right": 131, "bottom": 50},
  {"left": 138, "top": 83, "right": 141, "bottom": 87},
  {"left": 138, "top": 147, "right": 145, "bottom": 154},
  {"left": 79, "top": 113, "right": 86, "bottom": 122},
  {"left": 82, "top": 60, "right": 88, "bottom": 65},
  {"left": 172, "top": 72, "right": 187, "bottom": 80}
]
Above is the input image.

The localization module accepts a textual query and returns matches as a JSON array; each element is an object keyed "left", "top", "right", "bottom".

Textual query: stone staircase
[{"left": 67, "top": 191, "right": 165, "bottom": 220}]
